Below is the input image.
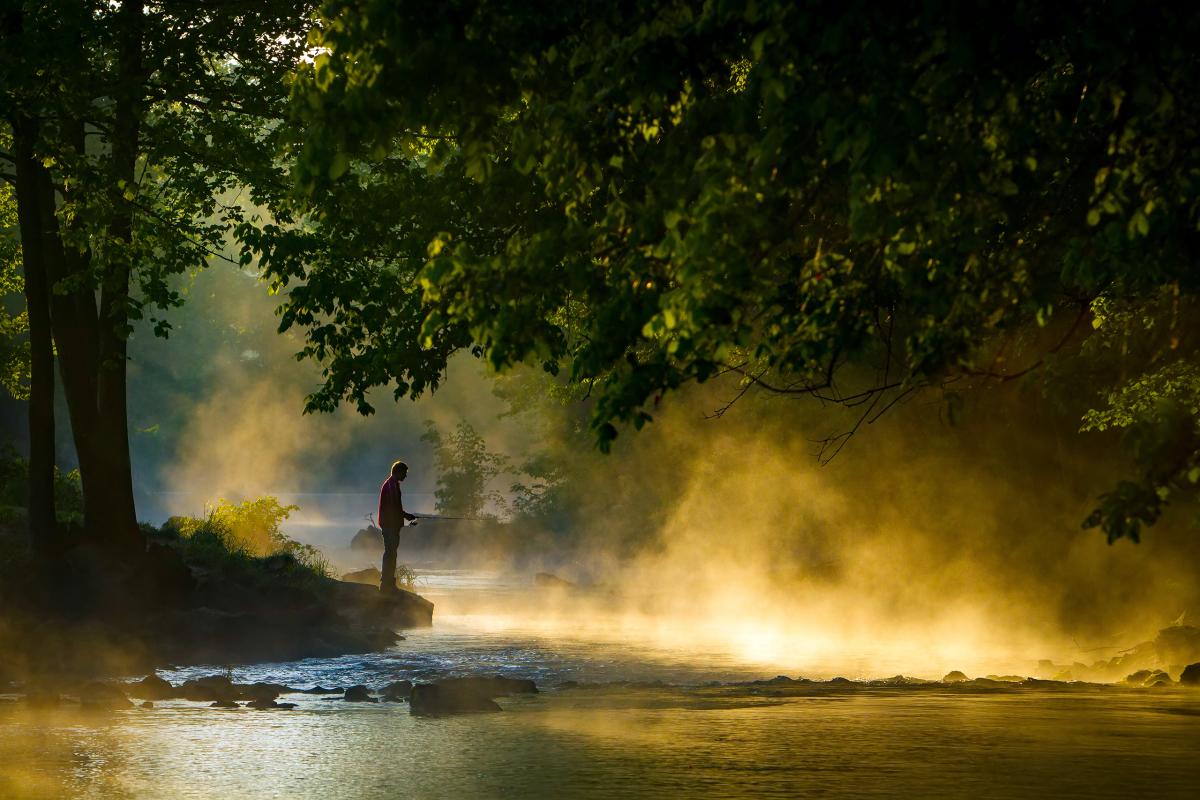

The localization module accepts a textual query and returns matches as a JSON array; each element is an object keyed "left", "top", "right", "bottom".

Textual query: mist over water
[{"left": 116, "top": 263, "right": 1200, "bottom": 681}]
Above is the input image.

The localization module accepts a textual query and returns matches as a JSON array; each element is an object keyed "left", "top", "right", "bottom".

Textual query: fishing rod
[{"left": 411, "top": 512, "right": 489, "bottom": 522}]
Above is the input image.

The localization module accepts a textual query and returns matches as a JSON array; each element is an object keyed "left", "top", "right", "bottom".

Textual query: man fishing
[{"left": 377, "top": 460, "right": 418, "bottom": 594}]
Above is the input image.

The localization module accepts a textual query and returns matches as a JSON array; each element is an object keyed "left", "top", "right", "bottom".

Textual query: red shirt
[{"left": 378, "top": 476, "right": 405, "bottom": 529}]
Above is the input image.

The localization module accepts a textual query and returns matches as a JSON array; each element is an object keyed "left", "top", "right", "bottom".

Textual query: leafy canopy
[{"left": 256, "top": 0, "right": 1200, "bottom": 542}]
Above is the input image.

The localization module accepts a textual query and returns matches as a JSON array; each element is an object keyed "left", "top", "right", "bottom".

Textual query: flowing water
[{"left": 3, "top": 570, "right": 1199, "bottom": 799}]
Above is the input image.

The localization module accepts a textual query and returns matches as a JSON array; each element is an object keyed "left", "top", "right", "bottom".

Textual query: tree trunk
[
  {"left": 90, "top": 0, "right": 145, "bottom": 553},
  {"left": 11, "top": 115, "right": 59, "bottom": 554}
]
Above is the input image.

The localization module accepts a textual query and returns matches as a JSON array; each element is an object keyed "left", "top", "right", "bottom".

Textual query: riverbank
[{"left": 0, "top": 522, "right": 433, "bottom": 682}]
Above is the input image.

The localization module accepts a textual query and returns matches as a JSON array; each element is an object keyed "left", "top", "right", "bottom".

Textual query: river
[{"left": 2, "top": 569, "right": 1199, "bottom": 798}]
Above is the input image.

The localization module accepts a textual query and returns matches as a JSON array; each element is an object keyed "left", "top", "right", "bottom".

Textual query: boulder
[
  {"left": 141, "top": 701, "right": 154, "bottom": 709},
  {"left": 210, "top": 699, "right": 239, "bottom": 708},
  {"left": 79, "top": 682, "right": 133, "bottom": 710},
  {"left": 342, "top": 567, "right": 382, "bottom": 586},
  {"left": 128, "top": 674, "right": 175, "bottom": 700},
  {"left": 300, "top": 685, "right": 344, "bottom": 694},
  {"left": 1179, "top": 663, "right": 1200, "bottom": 685},
  {"left": 343, "top": 685, "right": 378, "bottom": 702},
  {"left": 942, "top": 671, "right": 969, "bottom": 683},
  {"left": 1124, "top": 669, "right": 1170, "bottom": 687},
  {"left": 331, "top": 581, "right": 434, "bottom": 629},
  {"left": 240, "top": 682, "right": 290, "bottom": 703},
  {"left": 181, "top": 675, "right": 239, "bottom": 703},
  {"left": 248, "top": 698, "right": 296, "bottom": 710},
  {"left": 381, "top": 681, "right": 413, "bottom": 702},
  {"left": 409, "top": 683, "right": 502, "bottom": 716}
]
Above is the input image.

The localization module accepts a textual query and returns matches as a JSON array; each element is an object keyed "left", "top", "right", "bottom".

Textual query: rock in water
[
  {"left": 942, "top": 671, "right": 969, "bottom": 683},
  {"left": 180, "top": 675, "right": 239, "bottom": 704},
  {"left": 409, "top": 684, "right": 502, "bottom": 716},
  {"left": 128, "top": 673, "right": 175, "bottom": 700},
  {"left": 343, "top": 685, "right": 378, "bottom": 702},
  {"left": 1180, "top": 663, "right": 1200, "bottom": 685},
  {"left": 381, "top": 681, "right": 413, "bottom": 701},
  {"left": 1125, "top": 669, "right": 1171, "bottom": 687},
  {"left": 79, "top": 682, "right": 133, "bottom": 710},
  {"left": 240, "top": 682, "right": 288, "bottom": 704}
]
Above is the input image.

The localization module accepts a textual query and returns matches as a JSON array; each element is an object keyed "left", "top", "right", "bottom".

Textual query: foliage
[
  {"left": 1, "top": 1, "right": 315, "bottom": 545},
  {"left": 163, "top": 496, "right": 331, "bottom": 582},
  {"left": 0, "top": 175, "right": 28, "bottom": 401},
  {"left": 261, "top": 0, "right": 1200, "bottom": 543},
  {"left": 393, "top": 562, "right": 419, "bottom": 592},
  {"left": 421, "top": 419, "right": 510, "bottom": 519},
  {"left": 0, "top": 444, "right": 84, "bottom": 526}
]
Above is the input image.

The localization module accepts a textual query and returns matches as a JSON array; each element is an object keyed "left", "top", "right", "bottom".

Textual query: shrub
[{"left": 164, "top": 496, "right": 332, "bottom": 582}]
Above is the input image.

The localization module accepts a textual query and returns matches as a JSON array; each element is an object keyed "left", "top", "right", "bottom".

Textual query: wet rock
[
  {"left": 181, "top": 675, "right": 239, "bottom": 704},
  {"left": 409, "top": 683, "right": 502, "bottom": 716},
  {"left": 827, "top": 677, "right": 854, "bottom": 685},
  {"left": 128, "top": 674, "right": 175, "bottom": 700},
  {"left": 210, "top": 699, "right": 239, "bottom": 708},
  {"left": 381, "top": 681, "right": 413, "bottom": 702},
  {"left": 1124, "top": 669, "right": 1171, "bottom": 687},
  {"left": 79, "top": 682, "right": 133, "bottom": 710},
  {"left": 248, "top": 697, "right": 296, "bottom": 709},
  {"left": 239, "top": 682, "right": 292, "bottom": 703},
  {"left": 343, "top": 685, "right": 378, "bottom": 702},
  {"left": 942, "top": 671, "right": 969, "bottom": 683},
  {"left": 1179, "top": 663, "right": 1200, "bottom": 685},
  {"left": 141, "top": 701, "right": 154, "bottom": 709},
  {"left": 300, "top": 685, "right": 344, "bottom": 694}
]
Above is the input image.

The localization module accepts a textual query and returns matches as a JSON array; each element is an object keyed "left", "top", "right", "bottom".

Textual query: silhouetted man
[{"left": 378, "top": 460, "right": 417, "bottom": 593}]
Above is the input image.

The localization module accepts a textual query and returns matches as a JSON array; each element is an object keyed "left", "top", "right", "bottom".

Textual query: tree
[
  {"left": 421, "top": 420, "right": 508, "bottom": 519},
  {"left": 1, "top": 1, "right": 311, "bottom": 554},
  {"left": 267, "top": 0, "right": 1200, "bottom": 543}
]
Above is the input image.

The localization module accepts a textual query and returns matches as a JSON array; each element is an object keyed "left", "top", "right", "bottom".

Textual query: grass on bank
[{"left": 156, "top": 496, "right": 333, "bottom": 592}]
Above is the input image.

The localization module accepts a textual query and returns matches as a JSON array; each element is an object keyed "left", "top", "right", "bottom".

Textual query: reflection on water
[
  {"left": 3, "top": 690, "right": 1200, "bottom": 799},
  {"left": 2, "top": 570, "right": 1200, "bottom": 799}
]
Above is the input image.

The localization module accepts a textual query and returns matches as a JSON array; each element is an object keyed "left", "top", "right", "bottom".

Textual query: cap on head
[{"left": 391, "top": 460, "right": 408, "bottom": 477}]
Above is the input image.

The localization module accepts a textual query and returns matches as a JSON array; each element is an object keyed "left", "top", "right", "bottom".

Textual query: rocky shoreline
[
  {"left": 0, "top": 520, "right": 434, "bottom": 682},
  {"left": 2, "top": 672, "right": 538, "bottom": 716}
]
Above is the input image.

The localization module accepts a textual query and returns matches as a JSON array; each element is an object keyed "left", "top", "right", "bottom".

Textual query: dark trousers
[{"left": 380, "top": 525, "right": 401, "bottom": 593}]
